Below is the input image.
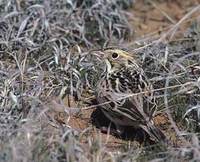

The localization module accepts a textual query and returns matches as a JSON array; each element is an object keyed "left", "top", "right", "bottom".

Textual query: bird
[{"left": 94, "top": 48, "right": 166, "bottom": 143}]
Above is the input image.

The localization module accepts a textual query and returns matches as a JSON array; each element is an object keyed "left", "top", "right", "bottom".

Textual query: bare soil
[{"left": 48, "top": 0, "right": 200, "bottom": 150}]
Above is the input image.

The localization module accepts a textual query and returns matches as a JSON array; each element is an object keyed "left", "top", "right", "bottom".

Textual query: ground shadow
[{"left": 90, "top": 103, "right": 156, "bottom": 145}]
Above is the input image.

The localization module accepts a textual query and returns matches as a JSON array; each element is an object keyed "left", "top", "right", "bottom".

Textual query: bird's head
[{"left": 100, "top": 48, "right": 138, "bottom": 73}]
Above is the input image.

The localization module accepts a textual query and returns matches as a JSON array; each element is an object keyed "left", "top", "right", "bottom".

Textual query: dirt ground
[
  {"left": 132, "top": 0, "right": 200, "bottom": 39},
  {"left": 48, "top": 0, "right": 200, "bottom": 150}
]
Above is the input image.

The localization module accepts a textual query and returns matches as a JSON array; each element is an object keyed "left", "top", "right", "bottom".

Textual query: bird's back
[{"left": 97, "top": 65, "right": 156, "bottom": 126}]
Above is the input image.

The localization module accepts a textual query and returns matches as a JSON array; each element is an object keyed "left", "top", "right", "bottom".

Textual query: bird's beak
[{"left": 90, "top": 50, "right": 105, "bottom": 58}]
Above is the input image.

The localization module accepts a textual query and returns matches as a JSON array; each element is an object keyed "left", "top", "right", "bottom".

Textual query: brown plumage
[{"left": 95, "top": 48, "right": 166, "bottom": 142}]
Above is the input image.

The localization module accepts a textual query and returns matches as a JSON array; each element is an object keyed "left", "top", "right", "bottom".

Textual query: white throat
[{"left": 105, "top": 59, "right": 112, "bottom": 74}]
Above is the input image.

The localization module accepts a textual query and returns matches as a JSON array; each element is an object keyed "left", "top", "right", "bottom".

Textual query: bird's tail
[{"left": 141, "top": 122, "right": 167, "bottom": 143}]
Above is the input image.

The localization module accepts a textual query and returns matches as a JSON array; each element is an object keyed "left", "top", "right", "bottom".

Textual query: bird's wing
[
  {"left": 131, "top": 68, "right": 157, "bottom": 121},
  {"left": 114, "top": 67, "right": 157, "bottom": 122},
  {"left": 97, "top": 67, "right": 156, "bottom": 124}
]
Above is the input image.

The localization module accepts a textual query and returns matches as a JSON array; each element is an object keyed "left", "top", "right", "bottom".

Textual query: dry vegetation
[{"left": 0, "top": 0, "right": 200, "bottom": 161}]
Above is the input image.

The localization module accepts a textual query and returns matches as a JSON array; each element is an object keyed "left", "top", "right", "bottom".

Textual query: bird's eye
[{"left": 111, "top": 52, "right": 119, "bottom": 59}]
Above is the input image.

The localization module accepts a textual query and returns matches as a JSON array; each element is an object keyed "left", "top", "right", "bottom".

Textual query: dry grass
[{"left": 0, "top": 0, "right": 200, "bottom": 161}]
